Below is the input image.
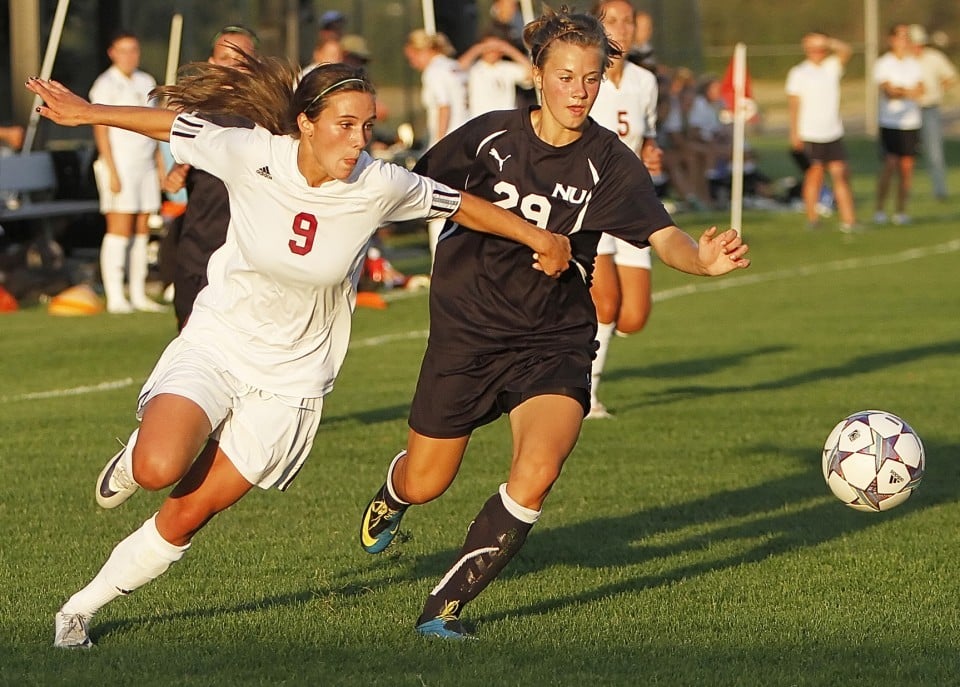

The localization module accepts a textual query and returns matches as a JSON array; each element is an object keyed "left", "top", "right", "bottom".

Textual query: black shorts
[
  {"left": 408, "top": 345, "right": 592, "bottom": 438},
  {"left": 803, "top": 138, "right": 847, "bottom": 164},
  {"left": 879, "top": 128, "right": 919, "bottom": 157}
]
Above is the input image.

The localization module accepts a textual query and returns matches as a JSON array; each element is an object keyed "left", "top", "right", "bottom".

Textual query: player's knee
[
  {"left": 131, "top": 445, "right": 184, "bottom": 491},
  {"left": 617, "top": 307, "right": 651, "bottom": 334}
]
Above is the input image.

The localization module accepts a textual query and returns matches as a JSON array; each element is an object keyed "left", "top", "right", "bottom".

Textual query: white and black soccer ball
[{"left": 821, "top": 410, "right": 925, "bottom": 512}]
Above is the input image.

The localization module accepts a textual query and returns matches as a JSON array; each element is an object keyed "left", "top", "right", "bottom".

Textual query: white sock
[
  {"left": 591, "top": 321, "right": 616, "bottom": 406},
  {"left": 99, "top": 233, "right": 129, "bottom": 309},
  {"left": 385, "top": 450, "right": 410, "bottom": 506},
  {"left": 128, "top": 234, "right": 150, "bottom": 305},
  {"left": 498, "top": 483, "right": 540, "bottom": 524},
  {"left": 60, "top": 514, "right": 189, "bottom": 618}
]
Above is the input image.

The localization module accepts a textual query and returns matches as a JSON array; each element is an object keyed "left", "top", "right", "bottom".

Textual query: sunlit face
[
  {"left": 209, "top": 33, "right": 257, "bottom": 67},
  {"left": 108, "top": 37, "right": 140, "bottom": 77},
  {"left": 535, "top": 42, "right": 604, "bottom": 133},
  {"left": 600, "top": 1, "right": 635, "bottom": 56},
  {"left": 298, "top": 90, "right": 376, "bottom": 185}
]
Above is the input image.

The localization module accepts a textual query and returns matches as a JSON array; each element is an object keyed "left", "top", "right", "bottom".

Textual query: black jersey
[{"left": 414, "top": 106, "right": 674, "bottom": 355}]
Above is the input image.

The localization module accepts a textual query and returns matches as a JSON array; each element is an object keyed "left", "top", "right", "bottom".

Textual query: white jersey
[
  {"left": 874, "top": 52, "right": 923, "bottom": 130},
  {"left": 421, "top": 54, "right": 468, "bottom": 145},
  {"left": 590, "top": 62, "right": 658, "bottom": 154},
  {"left": 89, "top": 66, "right": 158, "bottom": 167},
  {"left": 785, "top": 55, "right": 845, "bottom": 142},
  {"left": 467, "top": 59, "right": 529, "bottom": 119},
  {"left": 168, "top": 114, "right": 460, "bottom": 397}
]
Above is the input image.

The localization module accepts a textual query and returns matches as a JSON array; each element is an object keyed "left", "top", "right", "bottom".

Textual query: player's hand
[
  {"left": 24, "top": 77, "right": 95, "bottom": 127},
  {"left": 698, "top": 226, "right": 750, "bottom": 275},
  {"left": 162, "top": 163, "right": 190, "bottom": 194},
  {"left": 532, "top": 231, "right": 572, "bottom": 278}
]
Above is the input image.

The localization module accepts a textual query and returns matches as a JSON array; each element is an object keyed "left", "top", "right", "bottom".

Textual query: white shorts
[
  {"left": 93, "top": 158, "right": 161, "bottom": 214},
  {"left": 595, "top": 233, "right": 652, "bottom": 269},
  {"left": 136, "top": 337, "right": 323, "bottom": 491}
]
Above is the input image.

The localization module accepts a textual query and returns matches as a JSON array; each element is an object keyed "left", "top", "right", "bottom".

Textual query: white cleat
[
  {"left": 132, "top": 299, "right": 169, "bottom": 313},
  {"left": 54, "top": 611, "right": 93, "bottom": 649},
  {"left": 95, "top": 441, "right": 139, "bottom": 509},
  {"left": 585, "top": 403, "right": 614, "bottom": 420}
]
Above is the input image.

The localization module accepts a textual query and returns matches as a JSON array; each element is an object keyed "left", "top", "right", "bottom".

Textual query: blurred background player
[
  {"left": 873, "top": 23, "right": 924, "bottom": 226},
  {"left": 586, "top": 0, "right": 662, "bottom": 419},
  {"left": 785, "top": 31, "right": 858, "bottom": 231},
  {"left": 89, "top": 30, "right": 166, "bottom": 313},
  {"left": 908, "top": 23, "right": 957, "bottom": 202},
  {"left": 403, "top": 29, "right": 468, "bottom": 263},
  {"left": 458, "top": 33, "right": 532, "bottom": 120}
]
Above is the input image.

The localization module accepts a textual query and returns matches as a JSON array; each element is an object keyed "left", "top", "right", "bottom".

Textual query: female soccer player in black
[{"left": 360, "top": 5, "right": 751, "bottom": 639}]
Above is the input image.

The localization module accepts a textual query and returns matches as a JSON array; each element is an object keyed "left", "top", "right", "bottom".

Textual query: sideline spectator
[
  {"left": 89, "top": 30, "right": 166, "bottom": 314},
  {"left": 403, "top": 29, "right": 468, "bottom": 261},
  {"left": 301, "top": 35, "right": 344, "bottom": 78},
  {"left": 908, "top": 23, "right": 957, "bottom": 201},
  {"left": 786, "top": 32, "right": 858, "bottom": 231},
  {"left": 458, "top": 33, "right": 532, "bottom": 119},
  {"left": 873, "top": 23, "right": 924, "bottom": 226},
  {"left": 626, "top": 10, "right": 656, "bottom": 73},
  {"left": 0, "top": 124, "right": 25, "bottom": 151}
]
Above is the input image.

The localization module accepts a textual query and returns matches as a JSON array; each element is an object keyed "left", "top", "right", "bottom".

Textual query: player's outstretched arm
[
  {"left": 25, "top": 77, "right": 176, "bottom": 142},
  {"left": 650, "top": 225, "right": 750, "bottom": 276},
  {"left": 452, "top": 191, "right": 572, "bottom": 278}
]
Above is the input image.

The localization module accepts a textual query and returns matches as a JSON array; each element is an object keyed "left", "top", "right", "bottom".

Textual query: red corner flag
[{"left": 718, "top": 48, "right": 757, "bottom": 124}]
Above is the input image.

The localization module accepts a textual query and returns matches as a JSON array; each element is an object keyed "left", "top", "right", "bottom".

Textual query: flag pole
[
  {"left": 422, "top": 0, "right": 436, "bottom": 35},
  {"left": 22, "top": 0, "right": 70, "bottom": 153},
  {"left": 729, "top": 42, "right": 747, "bottom": 237},
  {"left": 165, "top": 13, "right": 183, "bottom": 86},
  {"left": 519, "top": 0, "right": 535, "bottom": 24}
]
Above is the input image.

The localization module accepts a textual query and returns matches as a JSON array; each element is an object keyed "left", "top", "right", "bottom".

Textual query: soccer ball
[{"left": 821, "top": 410, "right": 925, "bottom": 512}]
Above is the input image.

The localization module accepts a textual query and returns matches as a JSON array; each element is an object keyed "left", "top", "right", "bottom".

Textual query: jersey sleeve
[
  {"left": 373, "top": 159, "right": 462, "bottom": 223},
  {"left": 587, "top": 142, "right": 674, "bottom": 246},
  {"left": 168, "top": 113, "right": 261, "bottom": 183}
]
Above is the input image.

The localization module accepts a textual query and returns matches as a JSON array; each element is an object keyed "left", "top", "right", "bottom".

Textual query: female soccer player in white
[
  {"left": 587, "top": 0, "right": 664, "bottom": 418},
  {"left": 359, "top": 6, "right": 750, "bottom": 639},
  {"left": 27, "top": 57, "right": 571, "bottom": 649}
]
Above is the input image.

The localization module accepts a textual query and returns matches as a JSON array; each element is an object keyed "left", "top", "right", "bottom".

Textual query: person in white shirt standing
[
  {"left": 873, "top": 23, "right": 924, "bottom": 226},
  {"left": 786, "top": 31, "right": 858, "bottom": 231},
  {"left": 404, "top": 30, "right": 469, "bottom": 263},
  {"left": 459, "top": 33, "right": 532, "bottom": 120},
  {"left": 585, "top": 0, "right": 662, "bottom": 419},
  {"left": 28, "top": 56, "right": 571, "bottom": 650},
  {"left": 908, "top": 24, "right": 958, "bottom": 201},
  {"left": 89, "top": 31, "right": 166, "bottom": 313}
]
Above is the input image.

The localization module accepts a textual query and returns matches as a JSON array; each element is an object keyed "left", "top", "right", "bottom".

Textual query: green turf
[{"left": 2, "top": 137, "right": 959, "bottom": 685}]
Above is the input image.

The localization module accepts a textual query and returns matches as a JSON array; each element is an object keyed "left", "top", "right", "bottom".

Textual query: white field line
[
  {"left": 1, "top": 377, "right": 136, "bottom": 403},
  {"left": 6, "top": 240, "right": 958, "bottom": 404}
]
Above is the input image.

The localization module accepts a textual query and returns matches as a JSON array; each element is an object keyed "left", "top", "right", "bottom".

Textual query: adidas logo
[
  {"left": 888, "top": 472, "right": 905, "bottom": 485},
  {"left": 256, "top": 166, "right": 272, "bottom": 179}
]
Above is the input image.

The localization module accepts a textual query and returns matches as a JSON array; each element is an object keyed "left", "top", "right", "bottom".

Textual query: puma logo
[{"left": 489, "top": 147, "right": 512, "bottom": 172}]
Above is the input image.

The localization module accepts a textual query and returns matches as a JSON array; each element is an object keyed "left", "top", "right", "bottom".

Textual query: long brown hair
[
  {"left": 523, "top": 5, "right": 621, "bottom": 70},
  {"left": 152, "top": 54, "right": 375, "bottom": 138}
]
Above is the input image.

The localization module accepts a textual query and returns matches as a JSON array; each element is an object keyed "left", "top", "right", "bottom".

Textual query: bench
[{"left": 0, "top": 150, "right": 100, "bottom": 231}]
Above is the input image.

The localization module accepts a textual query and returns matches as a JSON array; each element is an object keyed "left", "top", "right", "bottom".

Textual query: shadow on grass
[{"left": 612, "top": 339, "right": 960, "bottom": 411}]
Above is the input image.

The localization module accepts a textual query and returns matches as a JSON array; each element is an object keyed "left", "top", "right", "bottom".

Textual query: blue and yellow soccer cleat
[
  {"left": 359, "top": 488, "right": 407, "bottom": 554},
  {"left": 415, "top": 601, "right": 476, "bottom": 640}
]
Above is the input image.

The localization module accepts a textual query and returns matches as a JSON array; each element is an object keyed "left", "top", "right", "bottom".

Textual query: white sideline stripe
[
  {"left": 1, "top": 377, "right": 135, "bottom": 403},
  {"left": 9, "top": 240, "right": 958, "bottom": 404}
]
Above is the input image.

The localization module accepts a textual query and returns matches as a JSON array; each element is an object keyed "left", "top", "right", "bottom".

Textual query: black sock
[{"left": 417, "top": 490, "right": 534, "bottom": 625}]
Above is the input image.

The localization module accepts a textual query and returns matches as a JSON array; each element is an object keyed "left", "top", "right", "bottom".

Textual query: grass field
[{"left": 2, "top": 137, "right": 960, "bottom": 686}]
